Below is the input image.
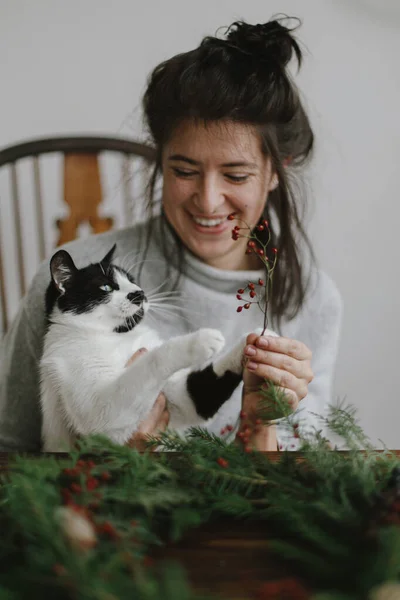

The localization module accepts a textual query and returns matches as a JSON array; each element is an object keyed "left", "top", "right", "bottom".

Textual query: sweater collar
[{"left": 153, "top": 215, "right": 266, "bottom": 295}]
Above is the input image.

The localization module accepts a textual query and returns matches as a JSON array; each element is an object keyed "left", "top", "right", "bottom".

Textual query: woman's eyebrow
[
  {"left": 168, "top": 154, "right": 199, "bottom": 165},
  {"left": 221, "top": 161, "right": 258, "bottom": 168},
  {"left": 168, "top": 154, "right": 258, "bottom": 168}
]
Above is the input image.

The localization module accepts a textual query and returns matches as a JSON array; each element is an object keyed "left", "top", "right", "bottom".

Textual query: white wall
[{"left": 1, "top": 0, "right": 399, "bottom": 446}]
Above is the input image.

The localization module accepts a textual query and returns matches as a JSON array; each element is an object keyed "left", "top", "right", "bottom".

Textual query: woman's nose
[{"left": 193, "top": 177, "right": 224, "bottom": 214}]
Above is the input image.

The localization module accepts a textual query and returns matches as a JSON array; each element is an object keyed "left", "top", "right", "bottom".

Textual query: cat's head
[{"left": 46, "top": 244, "right": 148, "bottom": 333}]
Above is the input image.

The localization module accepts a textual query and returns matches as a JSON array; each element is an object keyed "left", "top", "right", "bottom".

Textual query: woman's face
[{"left": 161, "top": 119, "right": 277, "bottom": 271}]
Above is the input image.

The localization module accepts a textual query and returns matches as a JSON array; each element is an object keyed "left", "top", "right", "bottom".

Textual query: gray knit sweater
[{"left": 0, "top": 218, "right": 343, "bottom": 451}]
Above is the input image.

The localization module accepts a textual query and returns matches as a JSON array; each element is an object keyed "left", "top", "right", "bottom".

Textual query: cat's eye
[{"left": 99, "top": 284, "right": 113, "bottom": 292}]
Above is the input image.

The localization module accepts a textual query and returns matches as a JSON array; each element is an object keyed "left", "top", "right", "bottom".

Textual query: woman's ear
[
  {"left": 269, "top": 173, "right": 279, "bottom": 191},
  {"left": 50, "top": 250, "right": 77, "bottom": 294}
]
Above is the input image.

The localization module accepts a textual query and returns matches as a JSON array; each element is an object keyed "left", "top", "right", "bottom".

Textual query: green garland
[{"left": 0, "top": 404, "right": 400, "bottom": 600}]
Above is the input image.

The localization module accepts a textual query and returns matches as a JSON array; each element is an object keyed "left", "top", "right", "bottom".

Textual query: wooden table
[{"left": 1, "top": 451, "right": 398, "bottom": 599}]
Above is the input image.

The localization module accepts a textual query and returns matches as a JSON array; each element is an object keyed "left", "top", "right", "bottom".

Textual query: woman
[{"left": 0, "top": 18, "right": 342, "bottom": 452}]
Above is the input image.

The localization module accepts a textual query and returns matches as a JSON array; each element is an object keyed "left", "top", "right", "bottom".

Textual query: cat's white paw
[{"left": 190, "top": 328, "right": 225, "bottom": 364}]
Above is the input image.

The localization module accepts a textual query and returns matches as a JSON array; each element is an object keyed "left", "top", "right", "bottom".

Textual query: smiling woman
[{"left": 0, "top": 17, "right": 342, "bottom": 453}]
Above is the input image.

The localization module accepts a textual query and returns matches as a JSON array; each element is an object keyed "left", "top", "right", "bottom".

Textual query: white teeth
[{"left": 192, "top": 216, "right": 225, "bottom": 227}]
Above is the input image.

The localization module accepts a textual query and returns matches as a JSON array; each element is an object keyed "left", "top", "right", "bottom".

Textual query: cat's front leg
[{"left": 96, "top": 328, "right": 225, "bottom": 435}]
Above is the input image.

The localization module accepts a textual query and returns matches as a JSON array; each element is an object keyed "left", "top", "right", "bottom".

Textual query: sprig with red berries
[{"left": 228, "top": 213, "right": 278, "bottom": 334}]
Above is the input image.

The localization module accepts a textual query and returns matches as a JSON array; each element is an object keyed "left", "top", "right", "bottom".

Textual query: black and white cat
[{"left": 39, "top": 244, "right": 249, "bottom": 452}]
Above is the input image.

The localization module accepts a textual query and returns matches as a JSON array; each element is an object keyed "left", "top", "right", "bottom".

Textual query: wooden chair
[{"left": 0, "top": 136, "right": 155, "bottom": 333}]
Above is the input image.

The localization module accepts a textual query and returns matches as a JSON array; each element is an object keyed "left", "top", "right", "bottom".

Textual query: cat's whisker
[
  {"left": 148, "top": 292, "right": 183, "bottom": 300},
  {"left": 148, "top": 299, "right": 204, "bottom": 315},
  {"left": 116, "top": 250, "right": 170, "bottom": 275},
  {"left": 149, "top": 305, "right": 205, "bottom": 321},
  {"left": 116, "top": 250, "right": 142, "bottom": 273},
  {"left": 147, "top": 305, "right": 198, "bottom": 325}
]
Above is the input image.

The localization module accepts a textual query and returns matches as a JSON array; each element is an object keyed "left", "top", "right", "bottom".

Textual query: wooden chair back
[{"left": 0, "top": 136, "right": 155, "bottom": 333}]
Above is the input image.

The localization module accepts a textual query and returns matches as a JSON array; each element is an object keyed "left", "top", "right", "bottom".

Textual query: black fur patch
[
  {"left": 186, "top": 365, "right": 241, "bottom": 420},
  {"left": 45, "top": 262, "right": 123, "bottom": 317}
]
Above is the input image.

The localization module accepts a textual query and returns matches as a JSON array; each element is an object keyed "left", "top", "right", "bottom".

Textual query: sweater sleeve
[
  {"left": 276, "top": 271, "right": 343, "bottom": 450},
  {"left": 0, "top": 266, "right": 49, "bottom": 451}
]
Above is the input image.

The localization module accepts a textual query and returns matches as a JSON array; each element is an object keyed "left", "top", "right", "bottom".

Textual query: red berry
[
  {"left": 293, "top": 423, "right": 299, "bottom": 429},
  {"left": 237, "top": 288, "right": 245, "bottom": 294},
  {"left": 272, "top": 247, "right": 278, "bottom": 254},
  {"left": 98, "top": 521, "right": 119, "bottom": 539},
  {"left": 236, "top": 294, "right": 242, "bottom": 300},
  {"left": 257, "top": 249, "right": 264, "bottom": 256},
  {"left": 237, "top": 431, "right": 244, "bottom": 439},
  {"left": 257, "top": 225, "right": 265, "bottom": 231},
  {"left": 247, "top": 240, "right": 256, "bottom": 248},
  {"left": 227, "top": 214, "right": 235, "bottom": 221},
  {"left": 217, "top": 457, "right": 229, "bottom": 468},
  {"left": 226, "top": 424, "right": 233, "bottom": 432},
  {"left": 258, "top": 279, "right": 264, "bottom": 286},
  {"left": 86, "top": 477, "right": 99, "bottom": 491},
  {"left": 245, "top": 249, "right": 252, "bottom": 254},
  {"left": 234, "top": 225, "right": 240, "bottom": 231},
  {"left": 249, "top": 291, "right": 256, "bottom": 298},
  {"left": 248, "top": 282, "right": 255, "bottom": 290},
  {"left": 220, "top": 428, "right": 226, "bottom": 435},
  {"left": 255, "top": 419, "right": 262, "bottom": 425},
  {"left": 263, "top": 220, "right": 269, "bottom": 227},
  {"left": 61, "top": 488, "right": 72, "bottom": 504},
  {"left": 240, "top": 411, "right": 247, "bottom": 420},
  {"left": 244, "top": 303, "right": 250, "bottom": 309},
  {"left": 232, "top": 232, "right": 239, "bottom": 240},
  {"left": 53, "top": 564, "right": 67, "bottom": 577},
  {"left": 143, "top": 556, "right": 154, "bottom": 568},
  {"left": 237, "top": 306, "right": 243, "bottom": 313},
  {"left": 70, "top": 483, "right": 82, "bottom": 494}
]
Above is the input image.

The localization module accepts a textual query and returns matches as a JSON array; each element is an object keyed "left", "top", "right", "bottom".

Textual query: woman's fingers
[
  {"left": 155, "top": 408, "right": 170, "bottom": 435},
  {"left": 139, "top": 393, "right": 168, "bottom": 435},
  {"left": 125, "top": 347, "right": 147, "bottom": 367},
  {"left": 255, "top": 335, "right": 312, "bottom": 362},
  {"left": 244, "top": 345, "right": 313, "bottom": 381}
]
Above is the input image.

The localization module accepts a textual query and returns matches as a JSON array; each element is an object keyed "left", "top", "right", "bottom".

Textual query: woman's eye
[
  {"left": 226, "top": 174, "right": 249, "bottom": 183},
  {"left": 173, "top": 167, "right": 197, "bottom": 178},
  {"left": 99, "top": 284, "right": 113, "bottom": 292}
]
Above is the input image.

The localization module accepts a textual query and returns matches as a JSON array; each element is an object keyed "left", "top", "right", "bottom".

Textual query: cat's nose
[{"left": 127, "top": 291, "right": 145, "bottom": 305}]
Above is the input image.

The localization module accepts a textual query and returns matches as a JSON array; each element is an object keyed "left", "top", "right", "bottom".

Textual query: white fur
[{"left": 40, "top": 268, "right": 248, "bottom": 451}]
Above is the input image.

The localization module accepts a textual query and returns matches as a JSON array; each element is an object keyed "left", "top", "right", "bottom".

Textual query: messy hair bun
[{"left": 225, "top": 19, "right": 302, "bottom": 69}]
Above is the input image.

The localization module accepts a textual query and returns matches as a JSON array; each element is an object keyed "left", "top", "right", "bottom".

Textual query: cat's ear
[
  {"left": 100, "top": 244, "right": 117, "bottom": 270},
  {"left": 50, "top": 250, "right": 77, "bottom": 294}
]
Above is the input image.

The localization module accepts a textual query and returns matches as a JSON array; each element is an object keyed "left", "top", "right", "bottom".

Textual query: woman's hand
[
  {"left": 243, "top": 332, "right": 313, "bottom": 410},
  {"left": 237, "top": 333, "right": 313, "bottom": 451},
  {"left": 124, "top": 349, "right": 170, "bottom": 451}
]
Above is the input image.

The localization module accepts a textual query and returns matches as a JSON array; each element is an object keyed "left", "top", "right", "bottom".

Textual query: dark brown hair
[{"left": 141, "top": 16, "right": 316, "bottom": 329}]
